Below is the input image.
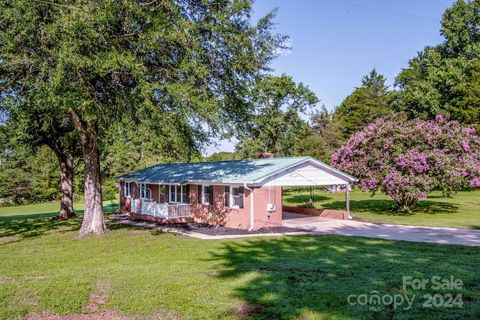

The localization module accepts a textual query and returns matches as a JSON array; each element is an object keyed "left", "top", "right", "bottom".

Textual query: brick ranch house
[{"left": 117, "top": 155, "right": 357, "bottom": 230}]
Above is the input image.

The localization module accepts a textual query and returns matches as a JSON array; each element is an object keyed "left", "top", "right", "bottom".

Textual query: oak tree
[{"left": 0, "top": 0, "right": 286, "bottom": 234}]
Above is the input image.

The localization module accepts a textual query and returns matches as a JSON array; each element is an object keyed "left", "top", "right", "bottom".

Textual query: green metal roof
[{"left": 117, "top": 156, "right": 356, "bottom": 185}]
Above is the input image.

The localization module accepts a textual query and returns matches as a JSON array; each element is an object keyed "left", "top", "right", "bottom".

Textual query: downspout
[{"left": 244, "top": 183, "right": 254, "bottom": 231}]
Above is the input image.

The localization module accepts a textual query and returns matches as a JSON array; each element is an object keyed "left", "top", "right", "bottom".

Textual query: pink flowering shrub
[{"left": 331, "top": 113, "right": 480, "bottom": 210}]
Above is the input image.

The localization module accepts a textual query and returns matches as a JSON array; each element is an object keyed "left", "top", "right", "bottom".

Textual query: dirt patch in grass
[
  {"left": 84, "top": 279, "right": 111, "bottom": 314},
  {"left": 233, "top": 301, "right": 264, "bottom": 320},
  {"left": 0, "top": 236, "right": 21, "bottom": 245},
  {"left": 153, "top": 310, "right": 182, "bottom": 320},
  {"left": 25, "top": 311, "right": 133, "bottom": 320},
  {"left": 25, "top": 310, "right": 182, "bottom": 320},
  {"left": 0, "top": 275, "right": 13, "bottom": 282}
]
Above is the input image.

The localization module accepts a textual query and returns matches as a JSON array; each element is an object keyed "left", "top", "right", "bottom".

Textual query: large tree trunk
[
  {"left": 70, "top": 110, "right": 105, "bottom": 235},
  {"left": 56, "top": 152, "right": 76, "bottom": 219},
  {"left": 80, "top": 137, "right": 105, "bottom": 235}
]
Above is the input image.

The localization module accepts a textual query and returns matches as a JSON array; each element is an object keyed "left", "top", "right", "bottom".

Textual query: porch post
[
  {"left": 345, "top": 184, "right": 351, "bottom": 219},
  {"left": 158, "top": 183, "right": 161, "bottom": 203}
]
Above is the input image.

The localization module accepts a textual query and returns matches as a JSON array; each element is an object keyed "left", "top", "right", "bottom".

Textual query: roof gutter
[{"left": 243, "top": 183, "right": 254, "bottom": 231}]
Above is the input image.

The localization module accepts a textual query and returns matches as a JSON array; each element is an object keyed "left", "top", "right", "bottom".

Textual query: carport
[{"left": 254, "top": 157, "right": 358, "bottom": 219}]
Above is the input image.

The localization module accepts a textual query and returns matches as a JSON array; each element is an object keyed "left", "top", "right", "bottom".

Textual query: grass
[
  {"left": 0, "top": 200, "right": 118, "bottom": 219},
  {"left": 0, "top": 202, "right": 480, "bottom": 319},
  {"left": 0, "top": 201, "right": 118, "bottom": 244},
  {"left": 283, "top": 189, "right": 480, "bottom": 229}
]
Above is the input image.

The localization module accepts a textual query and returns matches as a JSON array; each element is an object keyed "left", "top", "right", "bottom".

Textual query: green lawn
[
  {"left": 0, "top": 201, "right": 118, "bottom": 244},
  {"left": 0, "top": 200, "right": 118, "bottom": 219},
  {"left": 1, "top": 203, "right": 480, "bottom": 319},
  {"left": 283, "top": 189, "right": 480, "bottom": 229}
]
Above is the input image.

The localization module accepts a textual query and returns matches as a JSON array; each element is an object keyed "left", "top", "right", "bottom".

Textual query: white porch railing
[
  {"left": 131, "top": 198, "right": 138, "bottom": 213},
  {"left": 132, "top": 199, "right": 191, "bottom": 219}
]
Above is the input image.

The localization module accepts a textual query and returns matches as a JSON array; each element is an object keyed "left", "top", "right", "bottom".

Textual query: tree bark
[
  {"left": 56, "top": 152, "right": 76, "bottom": 219},
  {"left": 70, "top": 110, "right": 105, "bottom": 235}
]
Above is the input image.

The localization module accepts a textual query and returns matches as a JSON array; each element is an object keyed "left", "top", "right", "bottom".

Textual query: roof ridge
[{"left": 144, "top": 156, "right": 311, "bottom": 167}]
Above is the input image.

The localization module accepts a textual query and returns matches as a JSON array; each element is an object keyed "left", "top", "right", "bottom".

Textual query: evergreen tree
[
  {"left": 305, "top": 106, "right": 344, "bottom": 162},
  {"left": 334, "top": 69, "right": 393, "bottom": 139}
]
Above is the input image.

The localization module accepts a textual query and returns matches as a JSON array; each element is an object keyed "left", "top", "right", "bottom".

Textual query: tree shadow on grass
[
  {"left": 210, "top": 236, "right": 480, "bottom": 319},
  {"left": 0, "top": 202, "right": 119, "bottom": 244},
  {"left": 321, "top": 199, "right": 458, "bottom": 216},
  {"left": 284, "top": 194, "right": 333, "bottom": 205},
  {"left": 284, "top": 192, "right": 459, "bottom": 216}
]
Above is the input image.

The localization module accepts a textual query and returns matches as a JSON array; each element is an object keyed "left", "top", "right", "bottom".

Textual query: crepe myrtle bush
[{"left": 331, "top": 113, "right": 480, "bottom": 211}]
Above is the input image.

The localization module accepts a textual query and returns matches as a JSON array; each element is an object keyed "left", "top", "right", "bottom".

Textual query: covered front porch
[{"left": 122, "top": 182, "right": 194, "bottom": 221}]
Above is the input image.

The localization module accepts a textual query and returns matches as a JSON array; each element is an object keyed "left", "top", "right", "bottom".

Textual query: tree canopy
[
  {"left": 332, "top": 114, "right": 480, "bottom": 210},
  {"left": 0, "top": 0, "right": 286, "bottom": 234},
  {"left": 235, "top": 74, "right": 318, "bottom": 157},
  {"left": 334, "top": 69, "right": 393, "bottom": 139},
  {"left": 394, "top": 0, "right": 480, "bottom": 127}
]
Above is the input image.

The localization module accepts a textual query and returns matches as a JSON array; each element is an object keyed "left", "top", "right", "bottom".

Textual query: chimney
[{"left": 257, "top": 152, "right": 274, "bottom": 159}]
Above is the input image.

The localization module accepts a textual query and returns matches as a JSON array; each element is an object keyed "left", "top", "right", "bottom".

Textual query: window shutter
[
  {"left": 208, "top": 186, "right": 213, "bottom": 205},
  {"left": 186, "top": 185, "right": 190, "bottom": 203},
  {"left": 239, "top": 186, "right": 245, "bottom": 209},
  {"left": 224, "top": 186, "right": 230, "bottom": 207},
  {"left": 198, "top": 185, "right": 202, "bottom": 204}
]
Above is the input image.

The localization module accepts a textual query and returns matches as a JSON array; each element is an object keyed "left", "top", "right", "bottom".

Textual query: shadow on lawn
[
  {"left": 284, "top": 193, "right": 332, "bottom": 204},
  {"left": 0, "top": 203, "right": 118, "bottom": 244},
  {"left": 285, "top": 192, "right": 458, "bottom": 216},
  {"left": 322, "top": 199, "right": 458, "bottom": 216},
  {"left": 211, "top": 236, "right": 480, "bottom": 320}
]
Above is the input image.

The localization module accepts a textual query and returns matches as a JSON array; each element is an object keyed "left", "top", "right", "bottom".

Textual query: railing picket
[{"left": 135, "top": 200, "right": 191, "bottom": 219}]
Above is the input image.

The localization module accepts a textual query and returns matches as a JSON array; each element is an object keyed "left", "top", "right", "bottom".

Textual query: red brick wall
[
  {"left": 120, "top": 182, "right": 284, "bottom": 230},
  {"left": 150, "top": 184, "right": 159, "bottom": 203},
  {"left": 189, "top": 184, "right": 282, "bottom": 230},
  {"left": 251, "top": 185, "right": 283, "bottom": 229},
  {"left": 282, "top": 206, "right": 323, "bottom": 216},
  {"left": 283, "top": 205, "right": 349, "bottom": 220}
]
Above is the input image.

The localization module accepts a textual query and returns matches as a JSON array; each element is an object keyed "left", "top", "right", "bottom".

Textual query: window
[
  {"left": 169, "top": 185, "right": 189, "bottom": 203},
  {"left": 199, "top": 185, "right": 213, "bottom": 205},
  {"left": 182, "top": 185, "right": 188, "bottom": 203},
  {"left": 158, "top": 185, "right": 167, "bottom": 203},
  {"left": 229, "top": 186, "right": 244, "bottom": 208},
  {"left": 138, "top": 183, "right": 151, "bottom": 199},
  {"left": 170, "top": 185, "right": 176, "bottom": 202},
  {"left": 124, "top": 182, "right": 132, "bottom": 197},
  {"left": 176, "top": 186, "right": 182, "bottom": 203}
]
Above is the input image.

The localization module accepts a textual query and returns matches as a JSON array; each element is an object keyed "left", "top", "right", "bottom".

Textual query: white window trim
[
  {"left": 229, "top": 185, "right": 242, "bottom": 209},
  {"left": 124, "top": 182, "right": 132, "bottom": 198},
  {"left": 138, "top": 183, "right": 152, "bottom": 200},
  {"left": 169, "top": 185, "right": 188, "bottom": 203},
  {"left": 201, "top": 185, "right": 212, "bottom": 204}
]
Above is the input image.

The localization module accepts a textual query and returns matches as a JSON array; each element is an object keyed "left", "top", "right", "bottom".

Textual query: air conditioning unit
[{"left": 266, "top": 203, "right": 276, "bottom": 213}]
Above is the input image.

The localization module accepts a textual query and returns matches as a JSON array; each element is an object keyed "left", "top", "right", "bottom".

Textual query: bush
[{"left": 332, "top": 114, "right": 480, "bottom": 210}]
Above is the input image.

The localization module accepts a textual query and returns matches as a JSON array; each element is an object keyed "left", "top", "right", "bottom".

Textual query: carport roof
[{"left": 117, "top": 156, "right": 357, "bottom": 185}]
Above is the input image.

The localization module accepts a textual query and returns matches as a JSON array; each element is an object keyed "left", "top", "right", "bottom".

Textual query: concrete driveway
[{"left": 283, "top": 212, "right": 480, "bottom": 246}]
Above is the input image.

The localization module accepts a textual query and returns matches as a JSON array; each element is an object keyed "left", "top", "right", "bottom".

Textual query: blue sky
[{"left": 206, "top": 0, "right": 455, "bottom": 155}]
